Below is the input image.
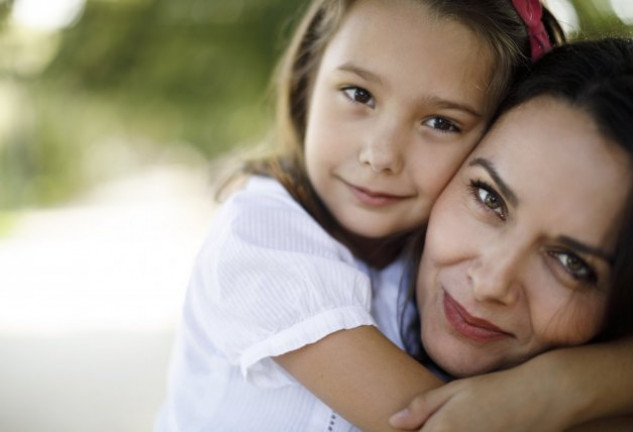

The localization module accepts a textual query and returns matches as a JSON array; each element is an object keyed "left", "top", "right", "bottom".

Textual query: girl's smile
[
  {"left": 340, "top": 178, "right": 414, "bottom": 208},
  {"left": 303, "top": 0, "right": 493, "bottom": 239}
]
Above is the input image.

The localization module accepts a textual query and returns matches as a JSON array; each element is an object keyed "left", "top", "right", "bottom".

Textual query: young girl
[
  {"left": 156, "top": 0, "right": 567, "bottom": 430},
  {"left": 390, "top": 37, "right": 633, "bottom": 432}
]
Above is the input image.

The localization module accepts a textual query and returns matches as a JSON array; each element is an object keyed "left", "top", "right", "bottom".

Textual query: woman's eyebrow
[
  {"left": 468, "top": 157, "right": 519, "bottom": 206},
  {"left": 556, "top": 235, "right": 614, "bottom": 264}
]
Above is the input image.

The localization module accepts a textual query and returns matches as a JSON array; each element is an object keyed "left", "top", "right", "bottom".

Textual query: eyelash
[
  {"left": 468, "top": 180, "right": 599, "bottom": 287},
  {"left": 547, "top": 250, "right": 598, "bottom": 286},
  {"left": 342, "top": 86, "right": 374, "bottom": 107},
  {"left": 341, "top": 86, "right": 461, "bottom": 134},
  {"left": 469, "top": 179, "right": 507, "bottom": 221},
  {"left": 424, "top": 117, "right": 461, "bottom": 134}
]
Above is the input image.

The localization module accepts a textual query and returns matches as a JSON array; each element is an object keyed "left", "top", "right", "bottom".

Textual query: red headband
[{"left": 511, "top": 0, "right": 552, "bottom": 61}]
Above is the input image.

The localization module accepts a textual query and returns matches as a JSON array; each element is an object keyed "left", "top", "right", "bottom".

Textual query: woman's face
[{"left": 416, "top": 96, "right": 632, "bottom": 378}]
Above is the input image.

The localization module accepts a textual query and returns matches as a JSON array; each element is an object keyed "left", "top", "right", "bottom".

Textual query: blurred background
[{"left": 0, "top": 0, "right": 631, "bottom": 431}]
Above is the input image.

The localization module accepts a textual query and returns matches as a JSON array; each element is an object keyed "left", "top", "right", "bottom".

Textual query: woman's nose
[
  {"left": 468, "top": 244, "right": 523, "bottom": 306},
  {"left": 359, "top": 121, "right": 405, "bottom": 174}
]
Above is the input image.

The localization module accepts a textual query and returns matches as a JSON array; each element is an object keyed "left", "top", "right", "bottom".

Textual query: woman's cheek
[
  {"left": 528, "top": 281, "right": 608, "bottom": 348},
  {"left": 427, "top": 191, "right": 473, "bottom": 261}
]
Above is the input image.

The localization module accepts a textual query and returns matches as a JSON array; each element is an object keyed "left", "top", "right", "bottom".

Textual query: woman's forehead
[{"left": 468, "top": 97, "right": 632, "bottom": 247}]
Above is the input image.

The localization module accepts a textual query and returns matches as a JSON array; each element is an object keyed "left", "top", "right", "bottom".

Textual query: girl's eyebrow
[
  {"left": 337, "top": 62, "right": 483, "bottom": 118},
  {"left": 556, "top": 235, "right": 614, "bottom": 264},
  {"left": 468, "top": 157, "right": 519, "bottom": 206},
  {"left": 338, "top": 63, "right": 384, "bottom": 85}
]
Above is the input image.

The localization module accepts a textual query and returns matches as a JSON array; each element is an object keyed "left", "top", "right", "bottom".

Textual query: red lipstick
[{"left": 443, "top": 292, "right": 512, "bottom": 342}]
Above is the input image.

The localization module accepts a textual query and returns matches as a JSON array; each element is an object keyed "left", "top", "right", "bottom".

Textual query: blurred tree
[
  {"left": 1, "top": 0, "right": 301, "bottom": 208},
  {"left": 1, "top": 0, "right": 633, "bottom": 209},
  {"left": 570, "top": 0, "right": 629, "bottom": 38},
  {"left": 0, "top": 0, "right": 12, "bottom": 30},
  {"left": 42, "top": 0, "right": 300, "bottom": 155}
]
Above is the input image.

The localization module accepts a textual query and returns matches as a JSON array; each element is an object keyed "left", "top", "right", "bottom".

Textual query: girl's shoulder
[
  {"left": 210, "top": 175, "right": 354, "bottom": 261},
  {"left": 224, "top": 175, "right": 304, "bottom": 213}
]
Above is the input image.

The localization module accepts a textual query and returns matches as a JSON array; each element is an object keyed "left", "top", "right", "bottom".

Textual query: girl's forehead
[{"left": 322, "top": 0, "right": 495, "bottom": 111}]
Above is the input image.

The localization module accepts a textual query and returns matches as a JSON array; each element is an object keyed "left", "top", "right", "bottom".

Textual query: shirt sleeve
[{"left": 186, "top": 178, "right": 376, "bottom": 387}]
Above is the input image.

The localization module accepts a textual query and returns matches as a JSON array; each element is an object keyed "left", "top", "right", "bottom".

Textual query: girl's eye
[
  {"left": 342, "top": 86, "right": 375, "bottom": 107},
  {"left": 424, "top": 117, "right": 460, "bottom": 133},
  {"left": 470, "top": 180, "right": 506, "bottom": 220},
  {"left": 548, "top": 250, "right": 597, "bottom": 285}
]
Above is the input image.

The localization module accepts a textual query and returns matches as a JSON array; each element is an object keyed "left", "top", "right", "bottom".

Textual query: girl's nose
[
  {"left": 468, "top": 245, "right": 523, "bottom": 306},
  {"left": 359, "top": 123, "right": 405, "bottom": 174}
]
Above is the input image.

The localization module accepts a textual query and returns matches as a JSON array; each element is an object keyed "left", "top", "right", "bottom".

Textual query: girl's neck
[
  {"left": 338, "top": 229, "right": 410, "bottom": 269},
  {"left": 260, "top": 159, "right": 410, "bottom": 268}
]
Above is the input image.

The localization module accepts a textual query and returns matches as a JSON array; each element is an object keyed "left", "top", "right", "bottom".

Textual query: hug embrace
[{"left": 157, "top": 1, "right": 633, "bottom": 431}]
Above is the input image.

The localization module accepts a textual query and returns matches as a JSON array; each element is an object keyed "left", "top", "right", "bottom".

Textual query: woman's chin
[{"left": 424, "top": 343, "right": 500, "bottom": 378}]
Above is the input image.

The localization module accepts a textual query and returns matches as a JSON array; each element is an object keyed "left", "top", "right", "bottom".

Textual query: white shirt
[{"left": 156, "top": 176, "right": 409, "bottom": 432}]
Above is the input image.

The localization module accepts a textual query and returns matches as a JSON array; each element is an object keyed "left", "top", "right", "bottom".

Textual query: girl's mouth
[{"left": 345, "top": 181, "right": 408, "bottom": 207}]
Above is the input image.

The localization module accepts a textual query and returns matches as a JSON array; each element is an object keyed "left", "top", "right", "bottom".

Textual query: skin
[
  {"left": 278, "top": 1, "right": 495, "bottom": 430},
  {"left": 417, "top": 96, "right": 632, "bottom": 377},
  {"left": 280, "top": 98, "right": 633, "bottom": 432},
  {"left": 277, "top": 2, "right": 633, "bottom": 432},
  {"left": 390, "top": 338, "right": 633, "bottom": 431},
  {"left": 303, "top": 0, "right": 493, "bottom": 240}
]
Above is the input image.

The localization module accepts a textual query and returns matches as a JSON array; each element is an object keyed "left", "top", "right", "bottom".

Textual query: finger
[{"left": 389, "top": 385, "right": 456, "bottom": 429}]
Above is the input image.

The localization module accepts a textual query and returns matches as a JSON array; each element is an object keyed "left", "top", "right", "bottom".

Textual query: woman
[
  {"left": 281, "top": 38, "right": 633, "bottom": 432},
  {"left": 396, "top": 37, "right": 633, "bottom": 430},
  {"left": 157, "top": 1, "right": 566, "bottom": 431}
]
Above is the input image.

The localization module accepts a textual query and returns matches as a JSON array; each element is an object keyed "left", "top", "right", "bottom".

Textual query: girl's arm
[
  {"left": 570, "top": 416, "right": 633, "bottom": 432},
  {"left": 275, "top": 325, "right": 444, "bottom": 432},
  {"left": 388, "top": 336, "right": 633, "bottom": 432},
  {"left": 561, "top": 337, "right": 633, "bottom": 426},
  {"left": 278, "top": 327, "right": 633, "bottom": 432}
]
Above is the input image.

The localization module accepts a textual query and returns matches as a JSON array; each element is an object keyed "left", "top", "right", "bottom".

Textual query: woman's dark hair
[
  {"left": 402, "top": 38, "right": 633, "bottom": 372},
  {"left": 500, "top": 37, "right": 633, "bottom": 341},
  {"left": 230, "top": 0, "right": 564, "bottom": 268}
]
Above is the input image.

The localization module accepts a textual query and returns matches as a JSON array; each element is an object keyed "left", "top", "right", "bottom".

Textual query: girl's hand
[
  {"left": 389, "top": 359, "right": 569, "bottom": 432},
  {"left": 391, "top": 339, "right": 633, "bottom": 432}
]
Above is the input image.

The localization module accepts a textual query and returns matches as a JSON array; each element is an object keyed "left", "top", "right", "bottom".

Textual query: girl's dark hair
[
  {"left": 230, "top": 0, "right": 564, "bottom": 267},
  {"left": 501, "top": 37, "right": 633, "bottom": 340}
]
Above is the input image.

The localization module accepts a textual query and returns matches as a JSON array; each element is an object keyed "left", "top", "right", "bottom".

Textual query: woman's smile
[
  {"left": 417, "top": 96, "right": 629, "bottom": 377},
  {"left": 443, "top": 291, "right": 513, "bottom": 343}
]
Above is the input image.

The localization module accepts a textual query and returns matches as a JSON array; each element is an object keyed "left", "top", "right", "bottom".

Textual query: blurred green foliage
[
  {"left": 0, "top": 1, "right": 12, "bottom": 30},
  {"left": 570, "top": 0, "right": 629, "bottom": 37},
  {"left": 1, "top": 0, "right": 300, "bottom": 208},
  {"left": 0, "top": 0, "right": 631, "bottom": 209}
]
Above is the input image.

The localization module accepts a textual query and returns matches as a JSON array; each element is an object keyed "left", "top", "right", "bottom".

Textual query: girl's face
[
  {"left": 417, "top": 96, "right": 632, "bottom": 377},
  {"left": 304, "top": 0, "right": 493, "bottom": 239}
]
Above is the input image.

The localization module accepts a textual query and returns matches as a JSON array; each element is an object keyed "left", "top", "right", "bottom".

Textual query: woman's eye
[
  {"left": 424, "top": 117, "right": 460, "bottom": 133},
  {"left": 342, "top": 86, "right": 374, "bottom": 107},
  {"left": 471, "top": 181, "right": 506, "bottom": 220},
  {"left": 549, "top": 251, "right": 597, "bottom": 284}
]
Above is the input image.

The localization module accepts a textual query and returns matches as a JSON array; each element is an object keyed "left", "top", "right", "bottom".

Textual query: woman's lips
[{"left": 443, "top": 291, "right": 513, "bottom": 342}]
